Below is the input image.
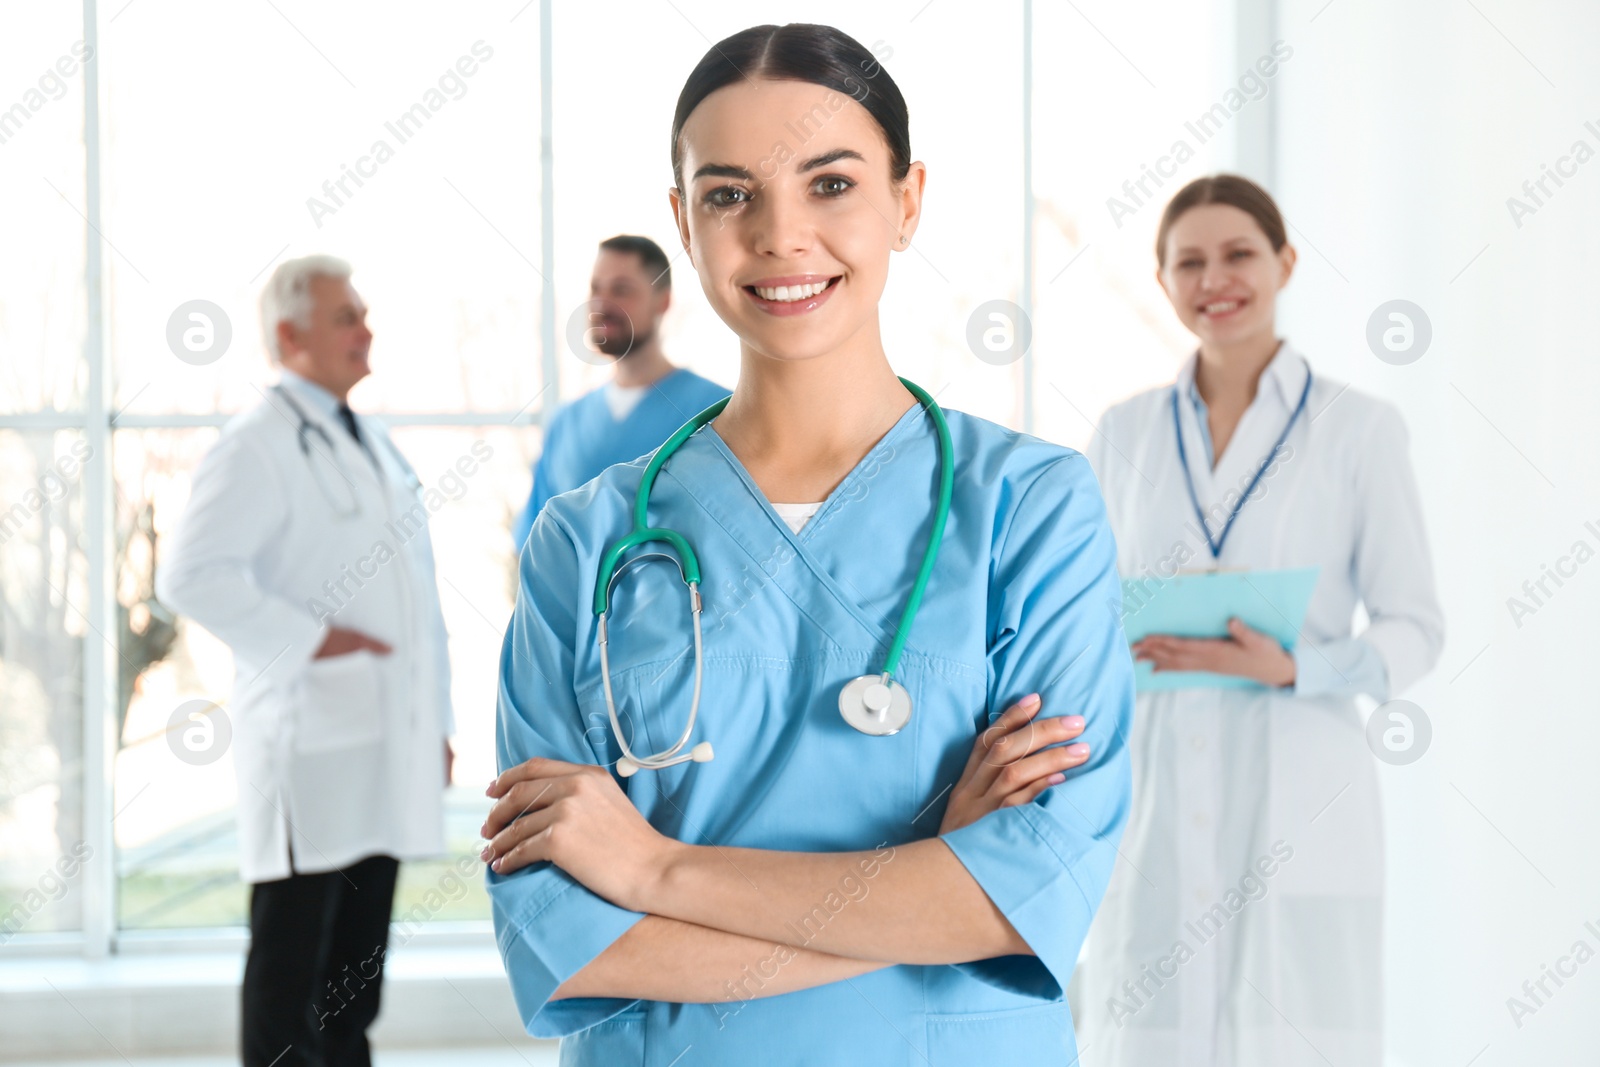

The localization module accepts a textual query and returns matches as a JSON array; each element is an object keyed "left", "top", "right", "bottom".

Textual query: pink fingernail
[
  {"left": 1047, "top": 773, "right": 1066, "bottom": 785},
  {"left": 1064, "top": 716, "right": 1086, "bottom": 729},
  {"left": 1067, "top": 743, "right": 1090, "bottom": 756}
]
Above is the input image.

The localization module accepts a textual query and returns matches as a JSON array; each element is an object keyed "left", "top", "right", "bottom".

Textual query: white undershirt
[
  {"left": 604, "top": 381, "right": 650, "bottom": 420},
  {"left": 770, "top": 501, "right": 824, "bottom": 534}
]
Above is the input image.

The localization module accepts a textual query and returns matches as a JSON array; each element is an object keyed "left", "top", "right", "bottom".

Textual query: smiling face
[
  {"left": 278, "top": 274, "right": 372, "bottom": 399},
  {"left": 1156, "top": 203, "right": 1296, "bottom": 349},
  {"left": 669, "top": 77, "right": 922, "bottom": 364}
]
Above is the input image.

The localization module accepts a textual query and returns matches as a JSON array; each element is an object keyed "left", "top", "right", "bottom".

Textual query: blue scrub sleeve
[
  {"left": 513, "top": 410, "right": 563, "bottom": 549},
  {"left": 940, "top": 454, "right": 1135, "bottom": 1001},
  {"left": 488, "top": 511, "right": 646, "bottom": 1037},
  {"left": 511, "top": 477, "right": 537, "bottom": 551}
]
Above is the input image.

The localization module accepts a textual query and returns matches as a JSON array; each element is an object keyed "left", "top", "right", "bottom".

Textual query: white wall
[{"left": 1271, "top": 0, "right": 1600, "bottom": 1061}]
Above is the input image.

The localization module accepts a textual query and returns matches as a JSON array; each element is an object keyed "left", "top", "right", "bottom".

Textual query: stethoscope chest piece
[{"left": 839, "top": 674, "right": 912, "bottom": 736}]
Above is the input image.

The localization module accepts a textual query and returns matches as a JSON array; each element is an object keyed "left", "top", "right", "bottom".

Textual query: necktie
[
  {"left": 337, "top": 403, "right": 363, "bottom": 445},
  {"left": 337, "top": 402, "right": 382, "bottom": 476}
]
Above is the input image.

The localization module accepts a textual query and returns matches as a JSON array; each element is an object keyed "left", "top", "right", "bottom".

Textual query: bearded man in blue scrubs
[{"left": 513, "top": 235, "right": 729, "bottom": 547}]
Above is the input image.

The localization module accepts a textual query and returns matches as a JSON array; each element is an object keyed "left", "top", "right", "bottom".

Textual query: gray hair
[{"left": 259, "top": 254, "right": 352, "bottom": 363}]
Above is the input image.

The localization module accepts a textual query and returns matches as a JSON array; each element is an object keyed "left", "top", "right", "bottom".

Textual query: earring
[{"left": 898, "top": 234, "right": 908, "bottom": 245}]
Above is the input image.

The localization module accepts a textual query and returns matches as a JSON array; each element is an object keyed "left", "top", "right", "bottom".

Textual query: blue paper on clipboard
[{"left": 1120, "top": 566, "right": 1320, "bottom": 692}]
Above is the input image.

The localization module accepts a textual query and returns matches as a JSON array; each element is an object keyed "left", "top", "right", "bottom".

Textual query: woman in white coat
[{"left": 1072, "top": 175, "right": 1444, "bottom": 1066}]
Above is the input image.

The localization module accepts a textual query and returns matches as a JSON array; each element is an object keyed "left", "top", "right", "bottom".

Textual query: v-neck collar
[
  {"left": 699, "top": 400, "right": 927, "bottom": 545},
  {"left": 655, "top": 399, "right": 936, "bottom": 655}
]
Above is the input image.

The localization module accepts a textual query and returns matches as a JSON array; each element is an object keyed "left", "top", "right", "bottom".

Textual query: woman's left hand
[
  {"left": 1132, "top": 617, "right": 1296, "bottom": 688},
  {"left": 481, "top": 758, "right": 674, "bottom": 911}
]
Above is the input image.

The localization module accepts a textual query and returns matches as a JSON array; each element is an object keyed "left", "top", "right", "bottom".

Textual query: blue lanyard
[{"left": 1172, "top": 365, "right": 1312, "bottom": 560}]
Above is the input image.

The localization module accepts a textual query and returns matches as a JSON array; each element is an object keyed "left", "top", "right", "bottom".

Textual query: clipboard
[{"left": 1119, "top": 566, "right": 1320, "bottom": 691}]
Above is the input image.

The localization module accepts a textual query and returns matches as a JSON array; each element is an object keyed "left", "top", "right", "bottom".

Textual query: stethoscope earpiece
[{"left": 615, "top": 739, "right": 712, "bottom": 780}]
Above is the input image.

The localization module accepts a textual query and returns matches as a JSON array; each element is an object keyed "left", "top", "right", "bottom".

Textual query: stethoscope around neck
[
  {"left": 270, "top": 383, "right": 421, "bottom": 517},
  {"left": 593, "top": 377, "right": 955, "bottom": 777}
]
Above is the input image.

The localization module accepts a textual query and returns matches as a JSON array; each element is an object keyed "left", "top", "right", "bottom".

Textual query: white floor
[
  {"left": 5, "top": 1050, "right": 558, "bottom": 1067},
  {"left": 0, "top": 941, "right": 552, "bottom": 1063}
]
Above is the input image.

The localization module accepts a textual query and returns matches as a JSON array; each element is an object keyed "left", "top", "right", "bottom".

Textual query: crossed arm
[
  {"left": 554, "top": 914, "right": 888, "bottom": 1004},
  {"left": 547, "top": 845, "right": 1010, "bottom": 1004},
  {"left": 482, "top": 694, "right": 1088, "bottom": 1004}
]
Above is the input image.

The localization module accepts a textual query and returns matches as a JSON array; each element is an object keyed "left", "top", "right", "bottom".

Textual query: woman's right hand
[{"left": 937, "top": 694, "right": 1090, "bottom": 835}]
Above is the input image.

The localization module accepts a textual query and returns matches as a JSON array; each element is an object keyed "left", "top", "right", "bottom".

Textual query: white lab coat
[
  {"left": 156, "top": 375, "right": 453, "bottom": 884},
  {"left": 1070, "top": 343, "right": 1444, "bottom": 1066}
]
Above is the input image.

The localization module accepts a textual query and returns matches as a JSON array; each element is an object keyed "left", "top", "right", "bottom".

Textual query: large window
[
  {"left": 0, "top": 431, "right": 90, "bottom": 939},
  {"left": 1, "top": 2, "right": 95, "bottom": 950},
  {"left": 2, "top": 1, "right": 552, "bottom": 948}
]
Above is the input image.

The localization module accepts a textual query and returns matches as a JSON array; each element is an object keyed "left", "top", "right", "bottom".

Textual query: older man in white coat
[{"left": 156, "top": 254, "right": 454, "bottom": 1067}]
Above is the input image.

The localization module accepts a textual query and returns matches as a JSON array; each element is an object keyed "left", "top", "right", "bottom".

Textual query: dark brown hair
[
  {"left": 1155, "top": 174, "right": 1287, "bottom": 268},
  {"left": 599, "top": 234, "right": 671, "bottom": 290},
  {"left": 669, "top": 24, "right": 910, "bottom": 193}
]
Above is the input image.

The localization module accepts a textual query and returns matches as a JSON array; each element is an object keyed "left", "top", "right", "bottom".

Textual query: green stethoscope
[{"left": 594, "top": 377, "right": 954, "bottom": 776}]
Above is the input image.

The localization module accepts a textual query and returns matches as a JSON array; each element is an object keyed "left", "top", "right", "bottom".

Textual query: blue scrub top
[
  {"left": 490, "top": 402, "right": 1135, "bottom": 1065},
  {"left": 513, "top": 368, "right": 730, "bottom": 548}
]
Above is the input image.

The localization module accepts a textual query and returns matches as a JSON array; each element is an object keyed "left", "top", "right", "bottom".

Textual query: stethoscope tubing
[
  {"left": 270, "top": 383, "right": 422, "bottom": 516},
  {"left": 592, "top": 378, "right": 954, "bottom": 772}
]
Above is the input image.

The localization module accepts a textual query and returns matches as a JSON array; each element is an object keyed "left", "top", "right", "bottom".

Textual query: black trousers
[{"left": 241, "top": 853, "right": 400, "bottom": 1067}]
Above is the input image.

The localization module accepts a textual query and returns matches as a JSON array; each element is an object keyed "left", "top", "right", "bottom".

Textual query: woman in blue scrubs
[{"left": 481, "top": 23, "right": 1135, "bottom": 1064}]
